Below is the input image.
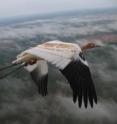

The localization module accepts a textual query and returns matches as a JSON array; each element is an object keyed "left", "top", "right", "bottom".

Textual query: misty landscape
[{"left": 0, "top": 8, "right": 117, "bottom": 124}]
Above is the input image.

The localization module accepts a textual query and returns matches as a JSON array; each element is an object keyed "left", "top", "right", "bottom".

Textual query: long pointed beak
[{"left": 95, "top": 45, "right": 102, "bottom": 47}]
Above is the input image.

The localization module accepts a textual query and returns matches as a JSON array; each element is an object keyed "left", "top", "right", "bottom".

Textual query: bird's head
[{"left": 81, "top": 42, "right": 102, "bottom": 51}]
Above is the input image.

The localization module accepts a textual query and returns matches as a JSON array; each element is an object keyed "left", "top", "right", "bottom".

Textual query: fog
[{"left": 0, "top": 9, "right": 117, "bottom": 124}]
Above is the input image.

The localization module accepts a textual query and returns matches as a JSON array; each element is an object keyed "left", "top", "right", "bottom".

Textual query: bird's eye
[{"left": 79, "top": 52, "right": 85, "bottom": 61}]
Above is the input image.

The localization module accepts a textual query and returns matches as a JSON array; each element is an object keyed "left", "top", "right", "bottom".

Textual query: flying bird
[{"left": 0, "top": 40, "right": 101, "bottom": 108}]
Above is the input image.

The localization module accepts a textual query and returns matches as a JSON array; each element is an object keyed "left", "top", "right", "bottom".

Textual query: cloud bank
[{"left": 0, "top": 10, "right": 117, "bottom": 124}]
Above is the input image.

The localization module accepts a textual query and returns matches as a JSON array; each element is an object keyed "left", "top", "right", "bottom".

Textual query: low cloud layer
[{"left": 0, "top": 10, "right": 117, "bottom": 124}]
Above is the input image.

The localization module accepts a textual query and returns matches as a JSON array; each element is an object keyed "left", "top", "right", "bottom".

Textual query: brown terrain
[{"left": 88, "top": 34, "right": 117, "bottom": 42}]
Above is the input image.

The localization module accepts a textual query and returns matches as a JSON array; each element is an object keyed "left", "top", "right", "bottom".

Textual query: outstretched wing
[
  {"left": 25, "top": 60, "right": 48, "bottom": 96},
  {"left": 24, "top": 45, "right": 73, "bottom": 70},
  {"left": 60, "top": 59, "right": 97, "bottom": 108}
]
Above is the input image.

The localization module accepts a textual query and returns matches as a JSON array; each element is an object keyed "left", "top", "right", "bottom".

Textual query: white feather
[{"left": 25, "top": 46, "right": 73, "bottom": 69}]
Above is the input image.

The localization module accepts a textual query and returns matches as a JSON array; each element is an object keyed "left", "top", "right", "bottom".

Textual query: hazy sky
[{"left": 0, "top": 0, "right": 117, "bottom": 18}]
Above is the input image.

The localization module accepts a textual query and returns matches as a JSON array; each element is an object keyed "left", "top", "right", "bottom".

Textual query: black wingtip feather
[
  {"left": 73, "top": 91, "right": 77, "bottom": 103},
  {"left": 31, "top": 71, "right": 48, "bottom": 96},
  {"left": 78, "top": 83, "right": 83, "bottom": 108},
  {"left": 38, "top": 74, "right": 48, "bottom": 96},
  {"left": 84, "top": 92, "right": 88, "bottom": 108},
  {"left": 60, "top": 60, "right": 97, "bottom": 108}
]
